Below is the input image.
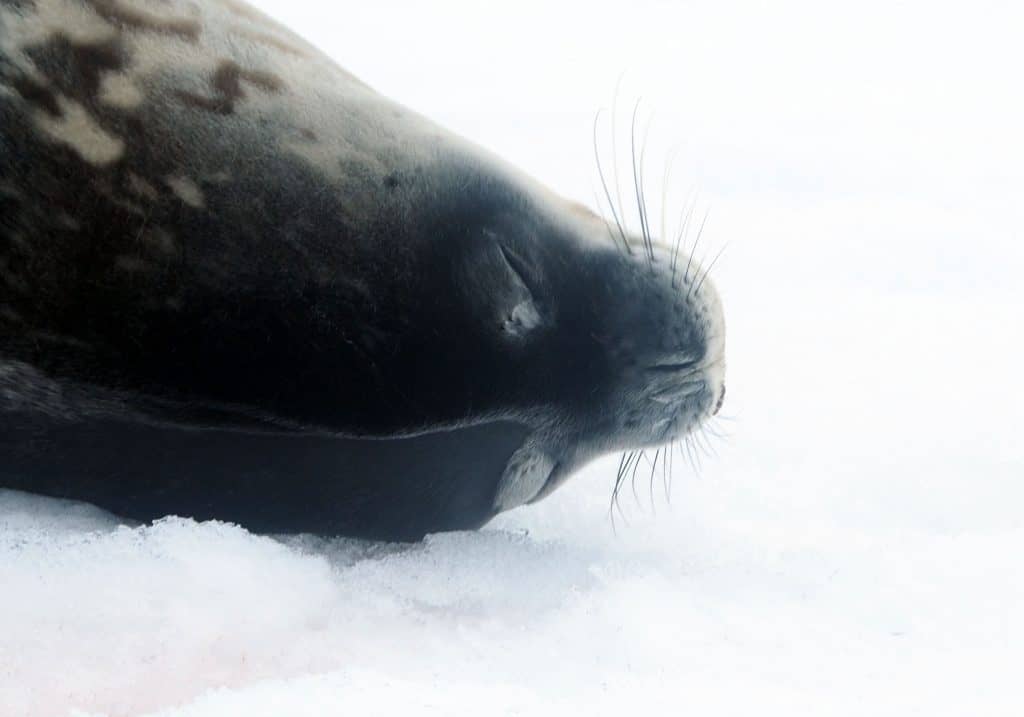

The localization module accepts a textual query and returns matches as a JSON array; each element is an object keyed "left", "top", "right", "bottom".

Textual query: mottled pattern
[
  {"left": 0, "top": 0, "right": 439, "bottom": 423},
  {"left": 174, "top": 59, "right": 283, "bottom": 114}
]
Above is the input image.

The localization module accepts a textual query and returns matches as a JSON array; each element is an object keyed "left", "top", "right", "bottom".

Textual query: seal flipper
[
  {"left": 0, "top": 412, "right": 531, "bottom": 542},
  {"left": 493, "top": 439, "right": 556, "bottom": 511}
]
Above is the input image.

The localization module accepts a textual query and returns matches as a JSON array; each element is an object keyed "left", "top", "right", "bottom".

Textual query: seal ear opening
[{"left": 493, "top": 439, "right": 555, "bottom": 511}]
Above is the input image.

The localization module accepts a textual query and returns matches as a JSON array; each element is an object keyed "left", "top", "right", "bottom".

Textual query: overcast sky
[{"left": 4, "top": 2, "right": 1022, "bottom": 714}]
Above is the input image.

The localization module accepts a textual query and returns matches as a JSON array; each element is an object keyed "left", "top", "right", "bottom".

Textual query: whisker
[
  {"left": 683, "top": 206, "right": 710, "bottom": 289},
  {"left": 630, "top": 99, "right": 652, "bottom": 265},
  {"left": 689, "top": 429, "right": 707, "bottom": 460},
  {"left": 592, "top": 187, "right": 623, "bottom": 252},
  {"left": 681, "top": 434, "right": 701, "bottom": 475},
  {"left": 698, "top": 425, "right": 720, "bottom": 460},
  {"left": 608, "top": 453, "right": 625, "bottom": 530},
  {"left": 703, "top": 418, "right": 731, "bottom": 441},
  {"left": 693, "top": 242, "right": 728, "bottom": 298},
  {"left": 612, "top": 450, "right": 636, "bottom": 507},
  {"left": 671, "top": 190, "right": 698, "bottom": 288},
  {"left": 593, "top": 110, "right": 630, "bottom": 254},
  {"left": 610, "top": 450, "right": 638, "bottom": 531},
  {"left": 660, "top": 144, "right": 681, "bottom": 260},
  {"left": 648, "top": 447, "right": 660, "bottom": 514},
  {"left": 637, "top": 108, "right": 656, "bottom": 265},
  {"left": 694, "top": 428, "right": 714, "bottom": 460},
  {"left": 664, "top": 438, "right": 674, "bottom": 503},
  {"left": 690, "top": 433, "right": 702, "bottom": 471},
  {"left": 610, "top": 75, "right": 629, "bottom": 240},
  {"left": 614, "top": 451, "right": 629, "bottom": 487},
  {"left": 630, "top": 447, "right": 646, "bottom": 507},
  {"left": 619, "top": 450, "right": 640, "bottom": 495}
]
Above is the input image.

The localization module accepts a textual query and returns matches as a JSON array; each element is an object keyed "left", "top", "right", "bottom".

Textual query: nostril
[{"left": 713, "top": 384, "right": 726, "bottom": 415}]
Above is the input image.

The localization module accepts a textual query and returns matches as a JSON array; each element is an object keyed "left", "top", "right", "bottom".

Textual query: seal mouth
[
  {"left": 645, "top": 361, "right": 698, "bottom": 374},
  {"left": 643, "top": 350, "right": 701, "bottom": 375},
  {"left": 713, "top": 384, "right": 726, "bottom": 415}
]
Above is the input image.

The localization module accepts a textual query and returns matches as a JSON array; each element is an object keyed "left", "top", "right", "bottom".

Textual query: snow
[{"left": 2, "top": 0, "right": 1023, "bottom": 715}]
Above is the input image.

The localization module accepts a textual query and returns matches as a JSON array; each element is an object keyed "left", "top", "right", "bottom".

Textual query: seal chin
[{"left": 493, "top": 438, "right": 557, "bottom": 512}]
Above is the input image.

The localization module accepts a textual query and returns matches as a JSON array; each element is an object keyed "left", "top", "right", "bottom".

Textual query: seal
[{"left": 0, "top": 0, "right": 726, "bottom": 541}]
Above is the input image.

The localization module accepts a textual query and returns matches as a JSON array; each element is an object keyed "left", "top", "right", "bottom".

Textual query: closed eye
[{"left": 495, "top": 243, "right": 543, "bottom": 338}]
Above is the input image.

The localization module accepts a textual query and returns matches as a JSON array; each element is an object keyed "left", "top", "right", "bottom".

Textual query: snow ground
[{"left": 2, "top": 0, "right": 1023, "bottom": 715}]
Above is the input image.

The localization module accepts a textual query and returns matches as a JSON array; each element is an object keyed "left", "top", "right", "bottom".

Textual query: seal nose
[{"left": 712, "top": 384, "right": 726, "bottom": 415}]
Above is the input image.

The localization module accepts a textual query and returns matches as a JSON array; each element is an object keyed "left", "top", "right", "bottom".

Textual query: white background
[{"left": 2, "top": 0, "right": 1023, "bottom": 714}]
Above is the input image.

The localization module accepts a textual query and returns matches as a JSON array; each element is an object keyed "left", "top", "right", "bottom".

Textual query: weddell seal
[{"left": 0, "top": 0, "right": 726, "bottom": 541}]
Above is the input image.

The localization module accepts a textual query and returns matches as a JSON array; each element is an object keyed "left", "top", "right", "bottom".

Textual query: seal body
[{"left": 0, "top": 0, "right": 726, "bottom": 540}]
